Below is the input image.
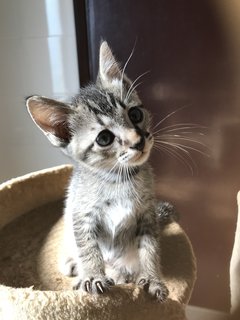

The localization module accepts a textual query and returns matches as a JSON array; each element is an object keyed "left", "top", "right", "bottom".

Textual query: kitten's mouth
[
  {"left": 132, "top": 137, "right": 154, "bottom": 165},
  {"left": 132, "top": 151, "right": 144, "bottom": 162},
  {"left": 127, "top": 149, "right": 150, "bottom": 166},
  {"left": 118, "top": 137, "right": 153, "bottom": 166}
]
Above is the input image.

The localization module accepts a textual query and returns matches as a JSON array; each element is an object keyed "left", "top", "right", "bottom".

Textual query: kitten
[{"left": 26, "top": 41, "right": 169, "bottom": 301}]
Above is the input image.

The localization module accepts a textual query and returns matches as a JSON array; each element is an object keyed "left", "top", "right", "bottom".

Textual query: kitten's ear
[
  {"left": 98, "top": 41, "right": 122, "bottom": 86},
  {"left": 26, "top": 95, "right": 73, "bottom": 147}
]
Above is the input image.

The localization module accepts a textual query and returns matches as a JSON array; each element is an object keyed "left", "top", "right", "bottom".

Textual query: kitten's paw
[
  {"left": 137, "top": 277, "right": 169, "bottom": 302},
  {"left": 73, "top": 276, "right": 115, "bottom": 294},
  {"left": 156, "top": 201, "right": 179, "bottom": 226},
  {"left": 60, "top": 257, "right": 78, "bottom": 277}
]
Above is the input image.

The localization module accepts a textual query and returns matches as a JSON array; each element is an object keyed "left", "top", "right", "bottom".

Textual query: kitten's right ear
[
  {"left": 98, "top": 41, "right": 123, "bottom": 91},
  {"left": 26, "top": 95, "right": 73, "bottom": 147},
  {"left": 99, "top": 41, "right": 122, "bottom": 82}
]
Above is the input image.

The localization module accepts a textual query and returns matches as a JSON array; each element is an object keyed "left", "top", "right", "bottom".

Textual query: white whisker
[
  {"left": 96, "top": 161, "right": 119, "bottom": 199},
  {"left": 153, "top": 144, "right": 195, "bottom": 175},
  {"left": 156, "top": 140, "right": 202, "bottom": 158},
  {"left": 154, "top": 123, "right": 206, "bottom": 133},
  {"left": 151, "top": 105, "right": 191, "bottom": 132},
  {"left": 126, "top": 166, "right": 141, "bottom": 206},
  {"left": 120, "top": 44, "right": 136, "bottom": 101},
  {"left": 125, "top": 70, "right": 150, "bottom": 102},
  {"left": 155, "top": 134, "right": 208, "bottom": 148}
]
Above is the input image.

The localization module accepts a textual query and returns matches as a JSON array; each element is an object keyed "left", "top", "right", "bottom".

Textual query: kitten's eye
[
  {"left": 128, "top": 107, "right": 143, "bottom": 124},
  {"left": 96, "top": 129, "right": 115, "bottom": 147}
]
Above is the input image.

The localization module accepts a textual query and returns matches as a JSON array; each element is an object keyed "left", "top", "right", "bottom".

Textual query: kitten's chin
[
  {"left": 119, "top": 150, "right": 150, "bottom": 167},
  {"left": 130, "top": 151, "right": 150, "bottom": 166}
]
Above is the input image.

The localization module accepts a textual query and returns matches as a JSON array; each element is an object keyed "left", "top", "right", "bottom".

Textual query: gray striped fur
[{"left": 26, "top": 41, "right": 168, "bottom": 301}]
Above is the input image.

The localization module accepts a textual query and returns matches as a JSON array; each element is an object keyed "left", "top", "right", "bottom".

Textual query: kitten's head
[{"left": 26, "top": 41, "right": 153, "bottom": 171}]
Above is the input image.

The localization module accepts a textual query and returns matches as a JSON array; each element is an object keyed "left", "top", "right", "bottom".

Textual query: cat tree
[
  {"left": 2, "top": 165, "right": 240, "bottom": 319},
  {"left": 0, "top": 165, "right": 197, "bottom": 320}
]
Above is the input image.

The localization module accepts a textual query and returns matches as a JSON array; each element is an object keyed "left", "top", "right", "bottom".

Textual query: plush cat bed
[{"left": 0, "top": 165, "right": 196, "bottom": 320}]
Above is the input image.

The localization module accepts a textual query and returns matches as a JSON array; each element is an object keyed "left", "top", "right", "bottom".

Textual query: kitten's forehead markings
[
  {"left": 116, "top": 100, "right": 126, "bottom": 110},
  {"left": 106, "top": 92, "right": 126, "bottom": 110},
  {"left": 100, "top": 115, "right": 112, "bottom": 127},
  {"left": 106, "top": 93, "right": 117, "bottom": 109},
  {"left": 87, "top": 99, "right": 101, "bottom": 112},
  {"left": 95, "top": 115, "right": 105, "bottom": 126}
]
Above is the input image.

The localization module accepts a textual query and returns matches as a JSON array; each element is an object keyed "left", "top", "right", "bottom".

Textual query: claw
[
  {"left": 96, "top": 281, "right": 104, "bottom": 293},
  {"left": 138, "top": 278, "right": 149, "bottom": 291},
  {"left": 155, "top": 289, "right": 162, "bottom": 299},
  {"left": 155, "top": 284, "right": 169, "bottom": 302},
  {"left": 85, "top": 280, "right": 91, "bottom": 293},
  {"left": 138, "top": 278, "right": 147, "bottom": 285}
]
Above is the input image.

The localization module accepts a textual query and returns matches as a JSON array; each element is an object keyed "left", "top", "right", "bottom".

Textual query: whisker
[
  {"left": 163, "top": 130, "right": 207, "bottom": 136},
  {"left": 153, "top": 122, "right": 206, "bottom": 135},
  {"left": 116, "top": 164, "right": 122, "bottom": 197},
  {"left": 151, "top": 105, "right": 192, "bottom": 131},
  {"left": 155, "top": 139, "right": 209, "bottom": 157},
  {"left": 127, "top": 166, "right": 141, "bottom": 206},
  {"left": 123, "top": 165, "right": 128, "bottom": 186},
  {"left": 153, "top": 144, "right": 195, "bottom": 175},
  {"left": 155, "top": 134, "right": 208, "bottom": 148},
  {"left": 96, "top": 161, "right": 119, "bottom": 199},
  {"left": 127, "top": 82, "right": 143, "bottom": 101},
  {"left": 125, "top": 70, "right": 150, "bottom": 102},
  {"left": 120, "top": 42, "right": 137, "bottom": 101},
  {"left": 155, "top": 125, "right": 207, "bottom": 134}
]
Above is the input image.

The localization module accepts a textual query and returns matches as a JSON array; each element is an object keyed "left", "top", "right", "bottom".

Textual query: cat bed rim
[{"left": 0, "top": 165, "right": 196, "bottom": 320}]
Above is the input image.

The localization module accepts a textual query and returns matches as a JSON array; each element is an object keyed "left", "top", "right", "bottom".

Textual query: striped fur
[{"left": 26, "top": 41, "right": 168, "bottom": 301}]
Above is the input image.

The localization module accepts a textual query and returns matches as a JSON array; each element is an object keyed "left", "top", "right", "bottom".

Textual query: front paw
[
  {"left": 73, "top": 275, "right": 115, "bottom": 294},
  {"left": 137, "top": 277, "right": 169, "bottom": 302}
]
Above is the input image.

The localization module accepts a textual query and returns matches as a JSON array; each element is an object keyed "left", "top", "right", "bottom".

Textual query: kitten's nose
[{"left": 131, "top": 136, "right": 145, "bottom": 151}]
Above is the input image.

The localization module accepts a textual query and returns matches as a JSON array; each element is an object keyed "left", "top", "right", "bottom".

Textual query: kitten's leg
[
  {"left": 72, "top": 211, "right": 114, "bottom": 294},
  {"left": 59, "top": 214, "right": 79, "bottom": 277},
  {"left": 136, "top": 216, "right": 169, "bottom": 302}
]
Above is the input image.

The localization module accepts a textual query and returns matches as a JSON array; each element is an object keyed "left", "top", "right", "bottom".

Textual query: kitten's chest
[{"left": 102, "top": 199, "right": 136, "bottom": 236}]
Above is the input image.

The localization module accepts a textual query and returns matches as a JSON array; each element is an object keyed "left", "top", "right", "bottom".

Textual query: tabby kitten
[{"left": 26, "top": 41, "right": 168, "bottom": 301}]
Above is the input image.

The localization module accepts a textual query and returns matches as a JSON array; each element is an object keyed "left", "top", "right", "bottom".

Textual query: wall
[
  {"left": 84, "top": 0, "right": 240, "bottom": 311},
  {"left": 0, "top": 0, "right": 79, "bottom": 182}
]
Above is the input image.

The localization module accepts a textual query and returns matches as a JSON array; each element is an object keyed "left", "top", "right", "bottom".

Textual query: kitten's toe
[
  {"left": 156, "top": 201, "right": 179, "bottom": 226},
  {"left": 137, "top": 277, "right": 150, "bottom": 290},
  {"left": 149, "top": 281, "right": 169, "bottom": 302},
  {"left": 73, "top": 276, "right": 115, "bottom": 294},
  {"left": 91, "top": 276, "right": 115, "bottom": 294},
  {"left": 137, "top": 277, "right": 169, "bottom": 302},
  {"left": 73, "top": 278, "right": 91, "bottom": 292}
]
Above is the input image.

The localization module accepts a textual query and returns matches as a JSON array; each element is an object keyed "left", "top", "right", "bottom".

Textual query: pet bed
[{"left": 0, "top": 165, "right": 196, "bottom": 320}]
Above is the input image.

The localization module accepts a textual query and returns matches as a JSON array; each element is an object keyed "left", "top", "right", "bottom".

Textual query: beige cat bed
[{"left": 0, "top": 165, "right": 196, "bottom": 320}]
